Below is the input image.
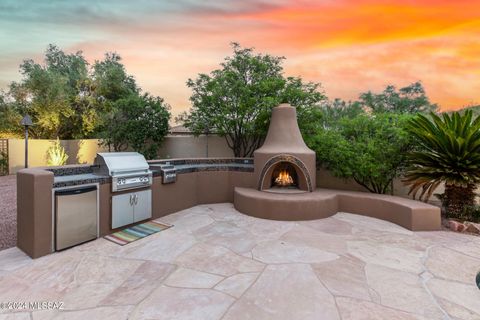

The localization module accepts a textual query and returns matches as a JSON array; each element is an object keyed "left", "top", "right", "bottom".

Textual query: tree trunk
[{"left": 444, "top": 184, "right": 476, "bottom": 219}]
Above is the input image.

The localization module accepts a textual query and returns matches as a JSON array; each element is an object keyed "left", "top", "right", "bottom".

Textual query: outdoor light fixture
[{"left": 20, "top": 115, "right": 33, "bottom": 168}]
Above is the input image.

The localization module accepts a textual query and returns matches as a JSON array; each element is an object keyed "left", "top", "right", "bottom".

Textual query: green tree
[
  {"left": 3, "top": 45, "right": 172, "bottom": 158},
  {"left": 359, "top": 82, "right": 438, "bottom": 114},
  {"left": 181, "top": 43, "right": 325, "bottom": 157},
  {"left": 13, "top": 44, "right": 91, "bottom": 138},
  {"left": 100, "top": 93, "right": 171, "bottom": 159},
  {"left": 0, "top": 92, "right": 22, "bottom": 137},
  {"left": 89, "top": 52, "right": 141, "bottom": 138},
  {"left": 403, "top": 111, "right": 480, "bottom": 218},
  {"left": 2, "top": 45, "right": 154, "bottom": 140},
  {"left": 319, "top": 99, "right": 364, "bottom": 125},
  {"left": 309, "top": 113, "right": 415, "bottom": 194},
  {"left": 92, "top": 52, "right": 137, "bottom": 102}
]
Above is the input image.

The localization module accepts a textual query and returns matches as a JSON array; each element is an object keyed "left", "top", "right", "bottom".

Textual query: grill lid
[{"left": 93, "top": 152, "right": 150, "bottom": 176}]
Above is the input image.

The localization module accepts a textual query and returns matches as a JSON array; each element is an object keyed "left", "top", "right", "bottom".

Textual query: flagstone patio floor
[{"left": 0, "top": 203, "right": 479, "bottom": 319}]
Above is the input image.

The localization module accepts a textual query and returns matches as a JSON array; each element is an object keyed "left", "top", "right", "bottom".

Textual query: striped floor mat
[{"left": 104, "top": 221, "right": 172, "bottom": 246}]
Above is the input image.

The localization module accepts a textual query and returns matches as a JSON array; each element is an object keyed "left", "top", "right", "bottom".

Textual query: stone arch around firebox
[{"left": 258, "top": 154, "right": 313, "bottom": 192}]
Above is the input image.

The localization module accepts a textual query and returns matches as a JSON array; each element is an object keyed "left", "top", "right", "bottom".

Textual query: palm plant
[{"left": 403, "top": 110, "right": 480, "bottom": 218}]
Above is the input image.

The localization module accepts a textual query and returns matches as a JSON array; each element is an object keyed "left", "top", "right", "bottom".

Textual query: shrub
[
  {"left": 46, "top": 138, "right": 68, "bottom": 166},
  {"left": 461, "top": 205, "right": 480, "bottom": 223},
  {"left": 0, "top": 151, "right": 8, "bottom": 175},
  {"left": 100, "top": 93, "right": 170, "bottom": 159},
  {"left": 309, "top": 113, "right": 415, "bottom": 194}
]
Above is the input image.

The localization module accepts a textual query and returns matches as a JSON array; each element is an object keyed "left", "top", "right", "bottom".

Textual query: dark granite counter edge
[
  {"left": 46, "top": 165, "right": 93, "bottom": 176},
  {"left": 149, "top": 158, "right": 253, "bottom": 166},
  {"left": 53, "top": 177, "right": 111, "bottom": 188},
  {"left": 177, "top": 166, "right": 253, "bottom": 174}
]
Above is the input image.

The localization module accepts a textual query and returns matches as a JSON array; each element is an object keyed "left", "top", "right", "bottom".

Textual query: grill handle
[
  {"left": 128, "top": 194, "right": 139, "bottom": 205},
  {"left": 55, "top": 186, "right": 97, "bottom": 196}
]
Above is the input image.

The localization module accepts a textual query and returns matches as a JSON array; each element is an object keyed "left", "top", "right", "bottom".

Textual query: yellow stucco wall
[
  {"left": 7, "top": 135, "right": 233, "bottom": 174},
  {"left": 8, "top": 139, "right": 109, "bottom": 174},
  {"left": 157, "top": 135, "right": 234, "bottom": 159}
]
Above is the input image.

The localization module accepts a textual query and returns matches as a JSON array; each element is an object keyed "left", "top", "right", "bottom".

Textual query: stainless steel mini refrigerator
[{"left": 55, "top": 186, "right": 98, "bottom": 251}]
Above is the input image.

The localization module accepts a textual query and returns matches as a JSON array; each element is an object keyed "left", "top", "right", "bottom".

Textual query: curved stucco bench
[{"left": 233, "top": 187, "right": 441, "bottom": 231}]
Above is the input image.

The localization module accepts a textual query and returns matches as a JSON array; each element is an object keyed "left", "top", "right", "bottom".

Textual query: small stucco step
[{"left": 233, "top": 187, "right": 441, "bottom": 231}]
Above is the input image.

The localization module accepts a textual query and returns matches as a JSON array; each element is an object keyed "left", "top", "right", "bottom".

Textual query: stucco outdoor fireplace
[
  {"left": 233, "top": 102, "right": 439, "bottom": 230},
  {"left": 254, "top": 103, "right": 316, "bottom": 193}
]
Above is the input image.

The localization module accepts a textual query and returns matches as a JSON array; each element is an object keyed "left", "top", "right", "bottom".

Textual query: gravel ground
[{"left": 0, "top": 175, "right": 16, "bottom": 250}]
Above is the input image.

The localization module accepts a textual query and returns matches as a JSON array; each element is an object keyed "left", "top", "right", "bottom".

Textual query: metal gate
[{"left": 0, "top": 139, "right": 8, "bottom": 175}]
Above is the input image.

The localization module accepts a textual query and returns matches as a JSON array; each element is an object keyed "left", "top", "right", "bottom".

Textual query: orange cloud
[
  {"left": 3, "top": 0, "right": 479, "bottom": 115},
  {"left": 225, "top": 1, "right": 480, "bottom": 48},
  {"left": 177, "top": 0, "right": 480, "bottom": 110}
]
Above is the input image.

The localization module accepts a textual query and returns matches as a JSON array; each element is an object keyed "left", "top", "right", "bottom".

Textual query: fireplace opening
[
  {"left": 258, "top": 155, "right": 313, "bottom": 193},
  {"left": 271, "top": 162, "right": 298, "bottom": 189}
]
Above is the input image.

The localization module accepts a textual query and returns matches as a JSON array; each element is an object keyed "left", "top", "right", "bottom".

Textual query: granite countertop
[
  {"left": 150, "top": 162, "right": 254, "bottom": 174},
  {"left": 51, "top": 158, "right": 254, "bottom": 188},
  {"left": 174, "top": 163, "right": 253, "bottom": 170}
]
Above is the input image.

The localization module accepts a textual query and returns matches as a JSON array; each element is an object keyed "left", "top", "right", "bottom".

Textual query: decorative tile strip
[
  {"left": 46, "top": 165, "right": 93, "bottom": 176},
  {"left": 148, "top": 158, "right": 253, "bottom": 166},
  {"left": 53, "top": 176, "right": 110, "bottom": 188}
]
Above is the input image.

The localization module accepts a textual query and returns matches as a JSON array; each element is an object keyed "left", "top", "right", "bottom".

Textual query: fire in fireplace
[
  {"left": 275, "top": 170, "right": 293, "bottom": 186},
  {"left": 272, "top": 162, "right": 297, "bottom": 188}
]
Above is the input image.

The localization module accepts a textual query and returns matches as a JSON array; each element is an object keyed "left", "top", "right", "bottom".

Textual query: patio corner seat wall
[{"left": 233, "top": 187, "right": 441, "bottom": 231}]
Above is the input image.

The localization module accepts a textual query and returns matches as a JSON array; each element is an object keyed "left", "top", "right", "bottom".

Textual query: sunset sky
[{"left": 1, "top": 0, "right": 479, "bottom": 116}]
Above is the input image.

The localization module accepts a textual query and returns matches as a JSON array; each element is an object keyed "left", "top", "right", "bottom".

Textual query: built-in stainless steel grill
[
  {"left": 159, "top": 164, "right": 176, "bottom": 184},
  {"left": 93, "top": 152, "right": 152, "bottom": 192}
]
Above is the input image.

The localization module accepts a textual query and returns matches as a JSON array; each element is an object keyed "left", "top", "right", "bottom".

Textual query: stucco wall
[
  {"left": 157, "top": 135, "right": 234, "bottom": 159},
  {"left": 7, "top": 136, "right": 447, "bottom": 203},
  {"left": 7, "top": 135, "right": 233, "bottom": 174},
  {"left": 316, "top": 168, "right": 444, "bottom": 204}
]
